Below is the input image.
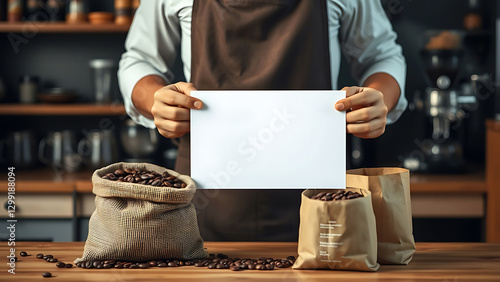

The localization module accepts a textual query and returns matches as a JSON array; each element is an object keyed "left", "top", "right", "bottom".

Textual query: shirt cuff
[
  {"left": 119, "top": 62, "right": 169, "bottom": 129},
  {"left": 359, "top": 61, "right": 408, "bottom": 125}
]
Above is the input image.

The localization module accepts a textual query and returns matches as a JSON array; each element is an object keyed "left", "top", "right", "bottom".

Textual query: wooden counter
[
  {"left": 486, "top": 119, "right": 500, "bottom": 242},
  {"left": 1, "top": 242, "right": 499, "bottom": 281}
]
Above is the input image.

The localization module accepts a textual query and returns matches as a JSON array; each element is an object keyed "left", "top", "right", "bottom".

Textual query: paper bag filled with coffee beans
[
  {"left": 75, "top": 162, "right": 207, "bottom": 264},
  {"left": 347, "top": 167, "right": 415, "bottom": 265},
  {"left": 293, "top": 188, "right": 379, "bottom": 271}
]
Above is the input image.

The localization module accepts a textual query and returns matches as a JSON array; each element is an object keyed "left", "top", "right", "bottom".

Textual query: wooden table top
[{"left": 1, "top": 242, "right": 500, "bottom": 281}]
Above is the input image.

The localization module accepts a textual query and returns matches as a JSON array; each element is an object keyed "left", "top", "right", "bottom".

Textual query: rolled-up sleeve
[
  {"left": 336, "top": 0, "right": 407, "bottom": 124},
  {"left": 118, "top": 0, "right": 181, "bottom": 129}
]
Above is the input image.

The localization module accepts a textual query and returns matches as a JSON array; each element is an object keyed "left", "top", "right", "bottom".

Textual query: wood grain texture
[
  {"left": 486, "top": 119, "right": 500, "bottom": 242},
  {"left": 0, "top": 104, "right": 126, "bottom": 116},
  {"left": 1, "top": 242, "right": 499, "bottom": 281},
  {"left": 0, "top": 23, "right": 129, "bottom": 33}
]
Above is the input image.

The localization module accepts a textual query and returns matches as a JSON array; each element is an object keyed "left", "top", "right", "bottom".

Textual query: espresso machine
[
  {"left": 418, "top": 48, "right": 470, "bottom": 173},
  {"left": 406, "top": 31, "right": 479, "bottom": 173}
]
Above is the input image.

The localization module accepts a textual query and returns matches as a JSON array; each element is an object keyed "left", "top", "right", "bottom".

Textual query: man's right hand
[{"left": 151, "top": 82, "right": 203, "bottom": 138}]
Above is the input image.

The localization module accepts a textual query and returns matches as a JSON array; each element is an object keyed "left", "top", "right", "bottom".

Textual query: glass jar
[
  {"left": 19, "top": 75, "right": 39, "bottom": 104},
  {"left": 67, "top": 0, "right": 87, "bottom": 24}
]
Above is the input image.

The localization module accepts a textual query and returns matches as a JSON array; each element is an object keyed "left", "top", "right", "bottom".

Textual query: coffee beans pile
[
  {"left": 36, "top": 253, "right": 73, "bottom": 268},
  {"left": 76, "top": 254, "right": 296, "bottom": 271},
  {"left": 102, "top": 168, "right": 187, "bottom": 188},
  {"left": 311, "top": 190, "right": 363, "bottom": 201}
]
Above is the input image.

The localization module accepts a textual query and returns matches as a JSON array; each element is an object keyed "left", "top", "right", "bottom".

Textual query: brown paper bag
[
  {"left": 293, "top": 188, "right": 379, "bottom": 271},
  {"left": 75, "top": 162, "right": 208, "bottom": 263},
  {"left": 347, "top": 167, "right": 416, "bottom": 265}
]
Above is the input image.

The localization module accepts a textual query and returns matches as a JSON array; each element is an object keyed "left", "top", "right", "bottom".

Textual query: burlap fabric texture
[{"left": 75, "top": 162, "right": 208, "bottom": 263}]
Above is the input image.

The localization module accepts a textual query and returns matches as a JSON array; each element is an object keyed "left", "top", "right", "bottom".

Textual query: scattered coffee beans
[
  {"left": 311, "top": 190, "right": 363, "bottom": 201},
  {"left": 20, "top": 251, "right": 28, "bottom": 257},
  {"left": 42, "top": 272, "right": 52, "bottom": 278},
  {"left": 75, "top": 254, "right": 296, "bottom": 271},
  {"left": 36, "top": 254, "right": 44, "bottom": 259},
  {"left": 102, "top": 168, "right": 187, "bottom": 188},
  {"left": 56, "top": 262, "right": 66, "bottom": 268}
]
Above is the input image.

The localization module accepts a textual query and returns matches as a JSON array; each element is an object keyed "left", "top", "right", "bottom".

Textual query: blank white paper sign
[{"left": 190, "top": 90, "right": 346, "bottom": 189}]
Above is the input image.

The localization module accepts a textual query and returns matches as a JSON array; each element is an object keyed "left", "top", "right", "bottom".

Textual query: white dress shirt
[{"left": 118, "top": 0, "right": 408, "bottom": 129}]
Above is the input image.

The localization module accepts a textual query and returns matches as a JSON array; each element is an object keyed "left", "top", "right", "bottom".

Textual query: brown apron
[{"left": 176, "top": 0, "right": 332, "bottom": 241}]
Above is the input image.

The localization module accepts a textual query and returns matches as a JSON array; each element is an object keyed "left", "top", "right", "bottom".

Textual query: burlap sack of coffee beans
[
  {"left": 347, "top": 168, "right": 416, "bottom": 265},
  {"left": 75, "top": 162, "right": 208, "bottom": 263},
  {"left": 293, "top": 188, "right": 379, "bottom": 271}
]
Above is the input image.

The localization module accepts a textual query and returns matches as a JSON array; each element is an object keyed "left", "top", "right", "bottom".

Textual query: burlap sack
[
  {"left": 293, "top": 188, "right": 379, "bottom": 271},
  {"left": 75, "top": 162, "right": 208, "bottom": 263},
  {"left": 347, "top": 167, "right": 416, "bottom": 265}
]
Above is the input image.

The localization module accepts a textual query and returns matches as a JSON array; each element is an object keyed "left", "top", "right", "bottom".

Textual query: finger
[
  {"left": 171, "top": 82, "right": 198, "bottom": 96},
  {"left": 155, "top": 119, "right": 190, "bottom": 135},
  {"left": 156, "top": 84, "right": 203, "bottom": 109},
  {"left": 352, "top": 127, "right": 386, "bottom": 139},
  {"left": 157, "top": 128, "right": 185, "bottom": 139},
  {"left": 341, "top": 86, "right": 363, "bottom": 98},
  {"left": 346, "top": 118, "right": 386, "bottom": 134},
  {"left": 345, "top": 107, "right": 378, "bottom": 123},
  {"left": 154, "top": 106, "right": 190, "bottom": 121},
  {"left": 336, "top": 88, "right": 381, "bottom": 111}
]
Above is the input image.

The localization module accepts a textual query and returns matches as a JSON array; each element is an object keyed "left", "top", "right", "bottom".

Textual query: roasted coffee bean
[
  {"left": 36, "top": 253, "right": 44, "bottom": 259},
  {"left": 65, "top": 263, "right": 73, "bottom": 268},
  {"left": 266, "top": 264, "right": 274, "bottom": 270},
  {"left": 85, "top": 261, "right": 93, "bottom": 269},
  {"left": 312, "top": 190, "right": 363, "bottom": 201},
  {"left": 43, "top": 255, "right": 53, "bottom": 260},
  {"left": 129, "top": 264, "right": 139, "bottom": 269},
  {"left": 114, "top": 264, "right": 123, "bottom": 269},
  {"left": 42, "top": 272, "right": 52, "bottom": 278},
  {"left": 193, "top": 262, "right": 204, "bottom": 267},
  {"left": 20, "top": 251, "right": 28, "bottom": 257},
  {"left": 138, "top": 263, "right": 149, "bottom": 269},
  {"left": 102, "top": 168, "right": 187, "bottom": 188},
  {"left": 48, "top": 258, "right": 58, "bottom": 263},
  {"left": 158, "top": 262, "right": 168, "bottom": 267},
  {"left": 231, "top": 265, "right": 241, "bottom": 271},
  {"left": 96, "top": 264, "right": 103, "bottom": 269},
  {"left": 103, "top": 263, "right": 112, "bottom": 269},
  {"left": 167, "top": 262, "right": 178, "bottom": 267},
  {"left": 56, "top": 262, "right": 66, "bottom": 268},
  {"left": 248, "top": 263, "right": 256, "bottom": 270},
  {"left": 255, "top": 264, "right": 265, "bottom": 270}
]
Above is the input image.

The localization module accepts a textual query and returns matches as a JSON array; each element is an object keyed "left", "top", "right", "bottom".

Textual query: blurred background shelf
[
  {"left": 0, "top": 168, "right": 487, "bottom": 194},
  {"left": 0, "top": 103, "right": 126, "bottom": 115},
  {"left": 411, "top": 171, "right": 487, "bottom": 194},
  {"left": 0, "top": 23, "right": 129, "bottom": 33}
]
